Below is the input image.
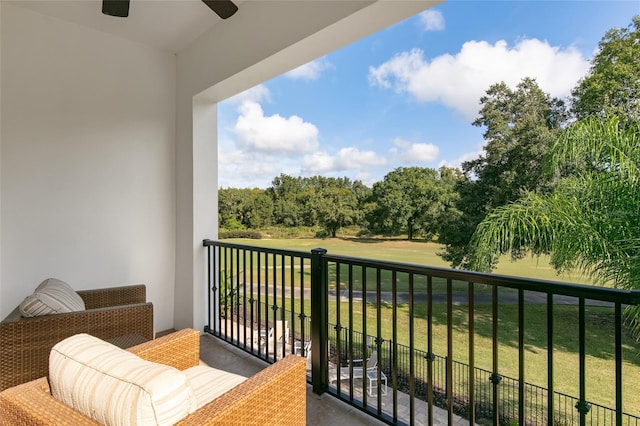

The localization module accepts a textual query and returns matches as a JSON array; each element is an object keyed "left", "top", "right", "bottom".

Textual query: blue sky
[{"left": 218, "top": 1, "right": 639, "bottom": 189}]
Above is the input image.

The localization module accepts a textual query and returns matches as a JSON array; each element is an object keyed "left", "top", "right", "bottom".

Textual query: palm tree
[{"left": 466, "top": 115, "right": 640, "bottom": 335}]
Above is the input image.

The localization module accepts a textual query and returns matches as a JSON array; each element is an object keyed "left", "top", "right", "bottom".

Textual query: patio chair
[
  {"left": 261, "top": 320, "right": 289, "bottom": 358},
  {"left": 0, "top": 284, "right": 153, "bottom": 391},
  {"left": 294, "top": 340, "right": 311, "bottom": 358},
  {"left": 329, "top": 350, "right": 378, "bottom": 384},
  {"left": 0, "top": 329, "right": 307, "bottom": 425},
  {"left": 276, "top": 320, "right": 289, "bottom": 344}
]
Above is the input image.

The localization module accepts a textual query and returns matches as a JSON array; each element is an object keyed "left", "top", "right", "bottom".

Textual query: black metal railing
[{"left": 203, "top": 239, "right": 640, "bottom": 426}]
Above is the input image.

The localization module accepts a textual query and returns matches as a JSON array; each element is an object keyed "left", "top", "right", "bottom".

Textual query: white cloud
[
  {"left": 418, "top": 10, "right": 444, "bottom": 31},
  {"left": 218, "top": 146, "right": 306, "bottom": 188},
  {"left": 302, "top": 147, "right": 387, "bottom": 173},
  {"left": 369, "top": 39, "right": 590, "bottom": 120},
  {"left": 438, "top": 145, "right": 485, "bottom": 171},
  {"left": 234, "top": 101, "right": 319, "bottom": 155},
  {"left": 285, "top": 58, "right": 332, "bottom": 81},
  {"left": 391, "top": 138, "right": 440, "bottom": 164}
]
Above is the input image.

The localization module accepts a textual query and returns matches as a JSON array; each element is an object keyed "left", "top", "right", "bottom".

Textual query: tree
[
  {"left": 218, "top": 187, "right": 273, "bottom": 228},
  {"left": 369, "top": 167, "right": 452, "bottom": 240},
  {"left": 315, "top": 186, "right": 361, "bottom": 238},
  {"left": 438, "top": 78, "right": 568, "bottom": 267},
  {"left": 269, "top": 174, "right": 305, "bottom": 227},
  {"left": 466, "top": 116, "right": 640, "bottom": 335},
  {"left": 245, "top": 189, "right": 274, "bottom": 228},
  {"left": 571, "top": 16, "right": 640, "bottom": 121},
  {"left": 218, "top": 187, "right": 253, "bottom": 229}
]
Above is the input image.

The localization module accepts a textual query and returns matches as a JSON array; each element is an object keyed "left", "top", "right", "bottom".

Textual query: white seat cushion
[
  {"left": 183, "top": 365, "right": 247, "bottom": 410},
  {"left": 49, "top": 333, "right": 197, "bottom": 426},
  {"left": 19, "top": 278, "right": 85, "bottom": 317}
]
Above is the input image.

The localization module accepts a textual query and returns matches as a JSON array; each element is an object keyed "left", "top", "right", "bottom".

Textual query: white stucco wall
[{"left": 0, "top": 4, "right": 177, "bottom": 332}]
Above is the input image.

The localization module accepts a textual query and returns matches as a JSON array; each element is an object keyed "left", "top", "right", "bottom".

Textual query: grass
[{"left": 221, "top": 237, "right": 639, "bottom": 416}]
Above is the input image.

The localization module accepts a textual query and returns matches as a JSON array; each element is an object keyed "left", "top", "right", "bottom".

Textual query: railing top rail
[
  {"left": 203, "top": 239, "right": 640, "bottom": 304},
  {"left": 323, "top": 252, "right": 640, "bottom": 304},
  {"left": 203, "top": 239, "right": 312, "bottom": 259}
]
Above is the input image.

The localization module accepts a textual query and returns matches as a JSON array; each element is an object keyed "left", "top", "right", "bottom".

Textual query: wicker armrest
[
  {"left": 177, "top": 354, "right": 307, "bottom": 426},
  {"left": 0, "top": 293, "right": 153, "bottom": 391},
  {"left": 128, "top": 328, "right": 200, "bottom": 371},
  {"left": 78, "top": 284, "right": 147, "bottom": 309},
  {"left": 0, "top": 377, "right": 101, "bottom": 425}
]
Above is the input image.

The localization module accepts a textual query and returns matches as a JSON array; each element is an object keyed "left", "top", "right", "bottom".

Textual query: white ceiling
[{"left": 8, "top": 0, "right": 232, "bottom": 53}]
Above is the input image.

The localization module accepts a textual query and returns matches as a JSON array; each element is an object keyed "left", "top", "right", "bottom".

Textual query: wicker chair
[
  {"left": 0, "top": 328, "right": 307, "bottom": 425},
  {"left": 0, "top": 284, "right": 154, "bottom": 391}
]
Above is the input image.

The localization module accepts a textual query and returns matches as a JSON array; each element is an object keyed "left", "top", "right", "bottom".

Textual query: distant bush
[
  {"left": 219, "top": 230, "right": 262, "bottom": 239},
  {"left": 314, "top": 229, "right": 330, "bottom": 239},
  {"left": 260, "top": 226, "right": 320, "bottom": 239}
]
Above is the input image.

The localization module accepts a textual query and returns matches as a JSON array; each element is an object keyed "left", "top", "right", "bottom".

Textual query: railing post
[
  {"left": 202, "top": 239, "right": 217, "bottom": 335},
  {"left": 310, "top": 247, "right": 328, "bottom": 395}
]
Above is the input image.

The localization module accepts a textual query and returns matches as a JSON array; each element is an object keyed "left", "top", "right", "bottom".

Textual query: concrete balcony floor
[{"left": 199, "top": 333, "right": 469, "bottom": 425}]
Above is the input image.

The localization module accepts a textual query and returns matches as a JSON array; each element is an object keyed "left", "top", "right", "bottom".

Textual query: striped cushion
[
  {"left": 183, "top": 365, "right": 247, "bottom": 409},
  {"left": 19, "top": 278, "right": 85, "bottom": 317},
  {"left": 49, "top": 334, "right": 197, "bottom": 426}
]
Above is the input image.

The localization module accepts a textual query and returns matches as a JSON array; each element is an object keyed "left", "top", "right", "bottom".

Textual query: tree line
[
  {"left": 219, "top": 16, "right": 640, "bottom": 278},
  {"left": 219, "top": 167, "right": 463, "bottom": 239}
]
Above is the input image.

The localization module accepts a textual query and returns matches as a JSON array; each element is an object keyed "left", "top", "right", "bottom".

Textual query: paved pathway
[{"left": 244, "top": 284, "right": 614, "bottom": 306}]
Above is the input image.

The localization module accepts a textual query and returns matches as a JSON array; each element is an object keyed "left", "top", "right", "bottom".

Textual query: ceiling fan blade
[
  {"left": 202, "top": 0, "right": 238, "bottom": 19},
  {"left": 102, "top": 0, "right": 130, "bottom": 17}
]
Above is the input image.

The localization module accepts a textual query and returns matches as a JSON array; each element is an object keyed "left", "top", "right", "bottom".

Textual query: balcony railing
[{"left": 203, "top": 239, "right": 640, "bottom": 426}]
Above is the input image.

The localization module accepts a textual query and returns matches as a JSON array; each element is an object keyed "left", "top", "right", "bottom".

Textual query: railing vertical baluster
[
  {"left": 577, "top": 297, "right": 589, "bottom": 426},
  {"left": 310, "top": 248, "right": 328, "bottom": 395},
  {"left": 299, "top": 256, "right": 305, "bottom": 357},
  {"left": 271, "top": 252, "right": 277, "bottom": 361},
  {"left": 469, "top": 282, "right": 475, "bottom": 425},
  {"left": 519, "top": 289, "right": 525, "bottom": 423},
  {"left": 257, "top": 251, "right": 262, "bottom": 355},
  {"left": 447, "top": 278, "right": 453, "bottom": 424},
  {"left": 393, "top": 270, "right": 401, "bottom": 423},
  {"left": 427, "top": 275, "right": 434, "bottom": 426},
  {"left": 242, "top": 249, "right": 247, "bottom": 350},
  {"left": 348, "top": 263, "right": 354, "bottom": 401},
  {"left": 406, "top": 272, "right": 413, "bottom": 425},
  {"left": 223, "top": 246, "right": 229, "bottom": 339},
  {"left": 375, "top": 267, "right": 382, "bottom": 414},
  {"left": 204, "top": 241, "right": 213, "bottom": 334},
  {"left": 215, "top": 244, "right": 220, "bottom": 336},
  {"left": 362, "top": 265, "right": 368, "bottom": 408},
  {"left": 272, "top": 253, "right": 279, "bottom": 361},
  {"left": 548, "top": 293, "right": 554, "bottom": 424},
  {"left": 491, "top": 284, "right": 500, "bottom": 426},
  {"left": 250, "top": 249, "right": 255, "bottom": 352},
  {"left": 280, "top": 253, "right": 286, "bottom": 359},
  {"left": 263, "top": 252, "right": 269, "bottom": 359},
  {"left": 615, "top": 302, "right": 622, "bottom": 426},
  {"left": 335, "top": 261, "right": 342, "bottom": 394},
  {"left": 233, "top": 247, "right": 239, "bottom": 343},
  {"left": 289, "top": 254, "right": 294, "bottom": 356}
]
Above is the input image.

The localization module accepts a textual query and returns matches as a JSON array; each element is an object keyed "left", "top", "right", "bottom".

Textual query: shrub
[{"left": 219, "top": 230, "right": 262, "bottom": 239}]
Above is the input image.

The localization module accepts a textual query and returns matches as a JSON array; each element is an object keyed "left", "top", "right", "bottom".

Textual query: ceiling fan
[{"left": 102, "top": 0, "right": 238, "bottom": 19}]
